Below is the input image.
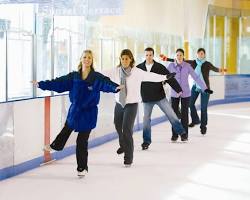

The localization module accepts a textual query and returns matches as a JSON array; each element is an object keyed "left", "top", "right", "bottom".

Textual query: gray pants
[{"left": 114, "top": 103, "right": 138, "bottom": 164}]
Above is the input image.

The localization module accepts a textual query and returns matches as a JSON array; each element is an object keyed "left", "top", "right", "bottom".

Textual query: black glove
[
  {"left": 163, "top": 72, "right": 176, "bottom": 84},
  {"left": 166, "top": 72, "right": 176, "bottom": 80},
  {"left": 204, "top": 89, "right": 213, "bottom": 94}
]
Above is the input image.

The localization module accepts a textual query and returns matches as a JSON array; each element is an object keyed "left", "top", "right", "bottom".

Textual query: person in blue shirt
[
  {"left": 185, "top": 48, "right": 224, "bottom": 135},
  {"left": 32, "top": 50, "right": 121, "bottom": 177}
]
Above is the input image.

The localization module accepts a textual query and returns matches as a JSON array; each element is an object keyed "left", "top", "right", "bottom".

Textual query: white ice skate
[
  {"left": 43, "top": 144, "right": 52, "bottom": 152},
  {"left": 78, "top": 169, "right": 88, "bottom": 178}
]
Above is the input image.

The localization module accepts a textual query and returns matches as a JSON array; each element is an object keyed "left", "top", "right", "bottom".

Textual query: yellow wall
[
  {"left": 225, "top": 17, "right": 239, "bottom": 74},
  {"left": 184, "top": 41, "right": 189, "bottom": 59},
  {"left": 216, "top": 16, "right": 225, "bottom": 67},
  {"left": 209, "top": 0, "right": 250, "bottom": 9}
]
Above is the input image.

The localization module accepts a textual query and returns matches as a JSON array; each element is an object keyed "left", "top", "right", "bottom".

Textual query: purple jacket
[{"left": 167, "top": 61, "right": 207, "bottom": 98}]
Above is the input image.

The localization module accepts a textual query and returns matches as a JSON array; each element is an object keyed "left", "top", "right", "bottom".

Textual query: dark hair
[
  {"left": 197, "top": 48, "right": 206, "bottom": 54},
  {"left": 78, "top": 50, "right": 94, "bottom": 71},
  {"left": 176, "top": 48, "right": 184, "bottom": 55},
  {"left": 144, "top": 47, "right": 154, "bottom": 55},
  {"left": 119, "top": 49, "right": 135, "bottom": 68}
]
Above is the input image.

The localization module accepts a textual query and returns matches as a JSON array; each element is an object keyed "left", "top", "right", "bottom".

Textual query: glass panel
[
  {"left": 7, "top": 31, "right": 33, "bottom": 100},
  {"left": 54, "top": 29, "right": 69, "bottom": 78},
  {"left": 239, "top": 17, "right": 250, "bottom": 74},
  {"left": 53, "top": 16, "right": 70, "bottom": 78},
  {"left": 101, "top": 39, "right": 114, "bottom": 70},
  {"left": 86, "top": 39, "right": 101, "bottom": 70},
  {"left": 136, "top": 41, "right": 145, "bottom": 63},
  {"left": 114, "top": 40, "right": 126, "bottom": 66},
  {"left": 0, "top": 4, "right": 34, "bottom": 100},
  {"left": 0, "top": 4, "right": 33, "bottom": 32},
  {"left": 169, "top": 35, "right": 178, "bottom": 58},
  {"left": 154, "top": 44, "right": 161, "bottom": 57},
  {"left": 71, "top": 32, "right": 85, "bottom": 71},
  {"left": 0, "top": 31, "right": 6, "bottom": 102},
  {"left": 0, "top": 103, "right": 14, "bottom": 170},
  {"left": 189, "top": 38, "right": 203, "bottom": 59},
  {"left": 214, "top": 37, "right": 223, "bottom": 67},
  {"left": 239, "top": 37, "right": 250, "bottom": 74},
  {"left": 66, "top": 16, "right": 85, "bottom": 71},
  {"left": 36, "top": 15, "right": 52, "bottom": 97},
  {"left": 127, "top": 38, "right": 135, "bottom": 53}
]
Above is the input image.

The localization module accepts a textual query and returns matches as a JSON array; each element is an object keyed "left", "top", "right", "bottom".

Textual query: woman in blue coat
[{"left": 32, "top": 50, "right": 121, "bottom": 177}]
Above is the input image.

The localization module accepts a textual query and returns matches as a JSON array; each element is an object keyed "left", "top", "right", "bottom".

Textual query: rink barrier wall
[
  {"left": 1, "top": 96, "right": 250, "bottom": 180},
  {"left": 1, "top": 75, "right": 250, "bottom": 180}
]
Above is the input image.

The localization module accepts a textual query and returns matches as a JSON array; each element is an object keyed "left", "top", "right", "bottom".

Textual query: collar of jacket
[
  {"left": 80, "top": 68, "right": 95, "bottom": 84},
  {"left": 193, "top": 60, "right": 208, "bottom": 68},
  {"left": 174, "top": 61, "right": 184, "bottom": 68},
  {"left": 143, "top": 60, "right": 156, "bottom": 71}
]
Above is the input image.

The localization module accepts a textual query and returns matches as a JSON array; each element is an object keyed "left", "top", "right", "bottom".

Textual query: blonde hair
[
  {"left": 78, "top": 50, "right": 94, "bottom": 71},
  {"left": 118, "top": 49, "right": 135, "bottom": 68}
]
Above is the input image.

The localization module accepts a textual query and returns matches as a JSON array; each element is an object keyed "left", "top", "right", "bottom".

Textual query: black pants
[
  {"left": 50, "top": 123, "right": 91, "bottom": 172},
  {"left": 114, "top": 103, "right": 138, "bottom": 164},
  {"left": 171, "top": 97, "right": 190, "bottom": 137}
]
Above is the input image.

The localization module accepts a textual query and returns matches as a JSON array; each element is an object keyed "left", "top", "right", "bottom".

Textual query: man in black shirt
[{"left": 137, "top": 47, "right": 186, "bottom": 150}]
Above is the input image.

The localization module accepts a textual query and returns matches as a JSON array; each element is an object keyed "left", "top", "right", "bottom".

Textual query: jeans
[
  {"left": 189, "top": 85, "right": 210, "bottom": 129},
  {"left": 114, "top": 103, "right": 138, "bottom": 164},
  {"left": 143, "top": 98, "right": 185, "bottom": 144}
]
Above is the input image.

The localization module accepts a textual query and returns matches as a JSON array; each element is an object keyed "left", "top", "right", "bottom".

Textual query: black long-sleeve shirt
[{"left": 137, "top": 60, "right": 182, "bottom": 102}]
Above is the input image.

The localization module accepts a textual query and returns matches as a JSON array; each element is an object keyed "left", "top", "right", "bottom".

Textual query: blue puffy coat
[{"left": 38, "top": 69, "right": 119, "bottom": 132}]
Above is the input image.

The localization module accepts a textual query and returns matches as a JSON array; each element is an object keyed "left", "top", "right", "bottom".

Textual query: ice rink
[{"left": 1, "top": 102, "right": 250, "bottom": 200}]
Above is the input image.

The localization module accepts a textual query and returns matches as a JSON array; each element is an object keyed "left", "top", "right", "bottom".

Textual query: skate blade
[
  {"left": 40, "top": 159, "right": 56, "bottom": 166},
  {"left": 78, "top": 173, "right": 87, "bottom": 178}
]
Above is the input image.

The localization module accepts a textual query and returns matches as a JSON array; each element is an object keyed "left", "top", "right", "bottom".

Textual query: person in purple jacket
[
  {"left": 167, "top": 49, "right": 212, "bottom": 141},
  {"left": 32, "top": 50, "right": 122, "bottom": 177},
  {"left": 163, "top": 48, "right": 225, "bottom": 135}
]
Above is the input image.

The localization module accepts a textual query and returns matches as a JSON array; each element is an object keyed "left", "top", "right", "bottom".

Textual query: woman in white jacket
[{"left": 109, "top": 49, "right": 177, "bottom": 167}]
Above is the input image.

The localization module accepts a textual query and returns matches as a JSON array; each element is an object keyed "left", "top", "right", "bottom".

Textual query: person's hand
[
  {"left": 115, "top": 85, "right": 125, "bottom": 92},
  {"left": 177, "top": 91, "right": 183, "bottom": 97},
  {"left": 204, "top": 89, "right": 213, "bottom": 94},
  {"left": 166, "top": 72, "right": 176, "bottom": 80},
  {"left": 31, "top": 80, "right": 39, "bottom": 87},
  {"left": 159, "top": 54, "right": 168, "bottom": 61},
  {"left": 219, "top": 68, "right": 227, "bottom": 73}
]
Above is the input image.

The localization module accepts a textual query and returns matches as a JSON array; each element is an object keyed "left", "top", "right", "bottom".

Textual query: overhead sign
[{"left": 0, "top": 0, "right": 123, "bottom": 16}]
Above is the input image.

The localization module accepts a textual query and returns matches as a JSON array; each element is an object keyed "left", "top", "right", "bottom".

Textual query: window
[
  {"left": 0, "top": 4, "right": 34, "bottom": 100},
  {"left": 36, "top": 15, "right": 53, "bottom": 97},
  {"left": 0, "top": 30, "right": 6, "bottom": 102},
  {"left": 7, "top": 32, "right": 33, "bottom": 100},
  {"left": 239, "top": 17, "right": 250, "bottom": 74},
  {"left": 71, "top": 32, "right": 85, "bottom": 71},
  {"left": 101, "top": 39, "right": 114, "bottom": 70}
]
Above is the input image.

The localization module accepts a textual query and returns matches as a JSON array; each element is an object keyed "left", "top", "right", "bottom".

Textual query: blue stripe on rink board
[
  {"left": 0, "top": 132, "right": 118, "bottom": 181},
  {"left": 51, "top": 132, "right": 119, "bottom": 161},
  {"left": 1, "top": 97, "right": 250, "bottom": 181},
  {"left": 0, "top": 157, "right": 44, "bottom": 180}
]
